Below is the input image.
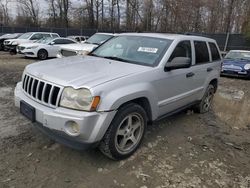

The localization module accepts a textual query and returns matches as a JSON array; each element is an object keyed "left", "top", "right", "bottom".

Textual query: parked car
[
  {"left": 221, "top": 50, "right": 250, "bottom": 79},
  {"left": 17, "top": 37, "right": 77, "bottom": 60},
  {"left": 67, "top": 35, "right": 89, "bottom": 43},
  {"left": 14, "top": 33, "right": 221, "bottom": 160},
  {"left": 58, "top": 33, "right": 114, "bottom": 57},
  {"left": 4, "top": 32, "right": 60, "bottom": 53},
  {"left": 0, "top": 33, "right": 23, "bottom": 51}
]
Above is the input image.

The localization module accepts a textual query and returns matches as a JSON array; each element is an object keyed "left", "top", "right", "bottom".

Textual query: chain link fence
[{"left": 1, "top": 26, "right": 250, "bottom": 51}]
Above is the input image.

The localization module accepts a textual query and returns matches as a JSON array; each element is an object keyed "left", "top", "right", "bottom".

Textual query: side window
[
  {"left": 42, "top": 34, "right": 51, "bottom": 38},
  {"left": 30, "top": 34, "right": 43, "bottom": 40},
  {"left": 194, "top": 41, "right": 210, "bottom": 64},
  {"left": 75, "top": 37, "right": 80, "bottom": 42},
  {"left": 54, "top": 39, "right": 75, "bottom": 44},
  {"left": 53, "top": 39, "right": 61, "bottom": 44},
  {"left": 209, "top": 42, "right": 221, "bottom": 61},
  {"left": 52, "top": 34, "right": 59, "bottom": 38},
  {"left": 169, "top": 41, "right": 192, "bottom": 62}
]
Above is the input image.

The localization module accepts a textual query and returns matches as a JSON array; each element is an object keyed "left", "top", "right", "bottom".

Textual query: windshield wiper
[
  {"left": 239, "top": 58, "right": 250, "bottom": 61},
  {"left": 102, "top": 56, "right": 132, "bottom": 63},
  {"left": 89, "top": 53, "right": 100, "bottom": 57}
]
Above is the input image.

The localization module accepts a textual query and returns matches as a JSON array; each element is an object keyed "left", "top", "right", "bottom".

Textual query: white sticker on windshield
[{"left": 138, "top": 47, "right": 158, "bottom": 53}]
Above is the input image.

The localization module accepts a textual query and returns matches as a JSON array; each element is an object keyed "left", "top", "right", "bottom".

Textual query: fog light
[{"left": 64, "top": 121, "right": 80, "bottom": 136}]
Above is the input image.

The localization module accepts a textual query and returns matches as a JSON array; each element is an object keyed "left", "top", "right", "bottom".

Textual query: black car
[{"left": 0, "top": 33, "right": 22, "bottom": 51}]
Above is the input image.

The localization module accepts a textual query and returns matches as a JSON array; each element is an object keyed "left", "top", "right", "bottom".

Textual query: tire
[
  {"left": 99, "top": 103, "right": 147, "bottom": 160},
  {"left": 37, "top": 49, "right": 48, "bottom": 60},
  {"left": 0, "top": 43, "right": 3, "bottom": 51},
  {"left": 195, "top": 84, "right": 215, "bottom": 114}
]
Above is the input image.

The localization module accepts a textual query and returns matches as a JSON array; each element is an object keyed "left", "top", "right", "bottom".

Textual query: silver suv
[{"left": 14, "top": 33, "right": 221, "bottom": 160}]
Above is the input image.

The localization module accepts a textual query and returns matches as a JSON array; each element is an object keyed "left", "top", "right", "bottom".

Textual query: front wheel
[
  {"left": 195, "top": 85, "right": 215, "bottom": 113},
  {"left": 99, "top": 103, "right": 147, "bottom": 160},
  {"left": 37, "top": 49, "right": 48, "bottom": 60}
]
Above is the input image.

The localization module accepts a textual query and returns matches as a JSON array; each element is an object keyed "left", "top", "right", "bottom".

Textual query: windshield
[
  {"left": 91, "top": 36, "right": 173, "bottom": 66},
  {"left": 35, "top": 37, "right": 53, "bottom": 44},
  {"left": 225, "top": 51, "right": 250, "bottom": 61},
  {"left": 18, "top": 33, "right": 33, "bottom": 39},
  {"left": 85, "top": 34, "right": 113, "bottom": 45}
]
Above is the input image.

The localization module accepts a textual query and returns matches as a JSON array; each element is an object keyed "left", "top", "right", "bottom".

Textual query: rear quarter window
[
  {"left": 209, "top": 42, "right": 221, "bottom": 61},
  {"left": 194, "top": 41, "right": 210, "bottom": 64}
]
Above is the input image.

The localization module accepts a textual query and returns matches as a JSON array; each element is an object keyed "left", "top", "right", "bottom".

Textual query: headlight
[
  {"left": 11, "top": 41, "right": 18, "bottom": 45},
  {"left": 60, "top": 87, "right": 100, "bottom": 111},
  {"left": 77, "top": 50, "right": 89, "bottom": 56},
  {"left": 26, "top": 46, "right": 39, "bottom": 49},
  {"left": 244, "top": 64, "right": 250, "bottom": 70}
]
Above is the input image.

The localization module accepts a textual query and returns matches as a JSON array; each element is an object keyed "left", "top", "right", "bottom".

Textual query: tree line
[{"left": 0, "top": 0, "right": 250, "bottom": 35}]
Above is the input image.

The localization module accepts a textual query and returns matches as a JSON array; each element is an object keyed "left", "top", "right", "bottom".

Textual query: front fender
[{"left": 97, "top": 82, "right": 159, "bottom": 120}]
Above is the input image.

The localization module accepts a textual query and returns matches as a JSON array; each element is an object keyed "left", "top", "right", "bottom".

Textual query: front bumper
[
  {"left": 221, "top": 70, "right": 250, "bottom": 79},
  {"left": 4, "top": 44, "right": 17, "bottom": 51},
  {"left": 22, "top": 49, "right": 36, "bottom": 57},
  {"left": 14, "top": 82, "right": 117, "bottom": 149}
]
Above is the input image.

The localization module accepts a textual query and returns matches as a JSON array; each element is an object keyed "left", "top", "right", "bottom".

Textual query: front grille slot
[
  {"left": 22, "top": 74, "right": 62, "bottom": 107},
  {"left": 38, "top": 82, "right": 45, "bottom": 100},
  {"left": 44, "top": 84, "right": 52, "bottom": 103}
]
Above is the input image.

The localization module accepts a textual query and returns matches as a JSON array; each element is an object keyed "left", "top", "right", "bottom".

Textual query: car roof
[
  {"left": 95, "top": 32, "right": 115, "bottom": 36},
  {"left": 229, "top": 50, "right": 250, "bottom": 53},
  {"left": 68, "top": 36, "right": 88, "bottom": 38},
  {"left": 118, "top": 33, "right": 216, "bottom": 42},
  {"left": 25, "top": 32, "right": 59, "bottom": 35}
]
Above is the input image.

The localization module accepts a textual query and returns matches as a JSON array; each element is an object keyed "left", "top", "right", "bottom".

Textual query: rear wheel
[
  {"left": 37, "top": 49, "right": 48, "bottom": 60},
  {"left": 195, "top": 85, "right": 215, "bottom": 113},
  {"left": 99, "top": 103, "right": 147, "bottom": 160}
]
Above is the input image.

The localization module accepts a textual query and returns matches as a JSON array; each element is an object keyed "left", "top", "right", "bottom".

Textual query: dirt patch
[
  {"left": 214, "top": 86, "right": 250, "bottom": 129},
  {"left": 0, "top": 52, "right": 250, "bottom": 188}
]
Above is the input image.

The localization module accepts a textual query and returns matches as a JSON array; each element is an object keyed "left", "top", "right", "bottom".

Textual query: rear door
[{"left": 190, "top": 41, "right": 220, "bottom": 100}]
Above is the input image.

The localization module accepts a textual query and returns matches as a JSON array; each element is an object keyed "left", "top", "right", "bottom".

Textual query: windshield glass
[
  {"left": 91, "top": 36, "right": 173, "bottom": 66},
  {"left": 18, "top": 33, "right": 33, "bottom": 39},
  {"left": 225, "top": 51, "right": 250, "bottom": 61},
  {"left": 86, "top": 34, "right": 113, "bottom": 45},
  {"left": 35, "top": 37, "right": 53, "bottom": 44}
]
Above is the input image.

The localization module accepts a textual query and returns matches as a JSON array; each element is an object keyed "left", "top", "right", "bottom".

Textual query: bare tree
[
  {"left": 0, "top": 0, "right": 10, "bottom": 25},
  {"left": 17, "top": 0, "right": 40, "bottom": 26}
]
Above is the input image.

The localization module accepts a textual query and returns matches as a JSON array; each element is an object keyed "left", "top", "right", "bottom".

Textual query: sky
[{"left": 5, "top": 0, "right": 82, "bottom": 18}]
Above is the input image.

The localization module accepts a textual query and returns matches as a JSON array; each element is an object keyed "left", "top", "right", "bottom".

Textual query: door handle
[
  {"left": 207, "top": 67, "right": 213, "bottom": 72},
  {"left": 186, "top": 72, "right": 195, "bottom": 78}
]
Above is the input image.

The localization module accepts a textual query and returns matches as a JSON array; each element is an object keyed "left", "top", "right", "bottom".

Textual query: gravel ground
[{"left": 0, "top": 51, "right": 250, "bottom": 188}]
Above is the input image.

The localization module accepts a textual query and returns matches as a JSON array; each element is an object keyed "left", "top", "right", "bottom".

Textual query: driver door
[{"left": 154, "top": 40, "right": 199, "bottom": 116}]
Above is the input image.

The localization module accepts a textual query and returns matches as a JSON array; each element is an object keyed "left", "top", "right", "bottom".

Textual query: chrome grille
[
  {"left": 61, "top": 49, "right": 77, "bottom": 57},
  {"left": 22, "top": 74, "right": 62, "bottom": 107}
]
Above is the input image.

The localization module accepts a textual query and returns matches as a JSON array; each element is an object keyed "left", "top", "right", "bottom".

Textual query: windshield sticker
[{"left": 138, "top": 47, "right": 158, "bottom": 53}]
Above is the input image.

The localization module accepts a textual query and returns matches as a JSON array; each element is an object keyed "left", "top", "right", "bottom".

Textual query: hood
[
  {"left": 60, "top": 43, "right": 98, "bottom": 52},
  {"left": 5, "top": 39, "right": 33, "bottom": 45},
  {"left": 223, "top": 59, "right": 250, "bottom": 68},
  {"left": 26, "top": 55, "right": 151, "bottom": 88},
  {"left": 0, "top": 34, "right": 17, "bottom": 40},
  {"left": 19, "top": 42, "right": 45, "bottom": 48}
]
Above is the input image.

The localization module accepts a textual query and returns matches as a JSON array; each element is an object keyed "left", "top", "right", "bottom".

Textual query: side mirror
[
  {"left": 49, "top": 41, "right": 55, "bottom": 45},
  {"left": 165, "top": 57, "right": 191, "bottom": 71}
]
